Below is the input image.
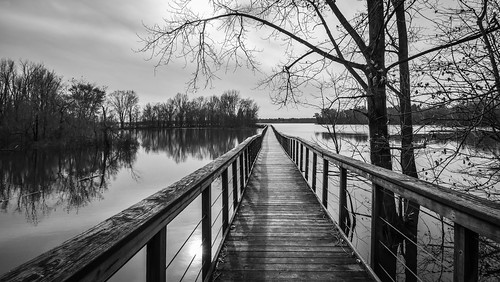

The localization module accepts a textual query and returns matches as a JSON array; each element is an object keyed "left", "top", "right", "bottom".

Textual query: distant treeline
[
  {"left": 139, "top": 90, "right": 258, "bottom": 128},
  {"left": 258, "top": 118, "right": 317, "bottom": 123},
  {"left": 0, "top": 58, "right": 259, "bottom": 149},
  {"left": 315, "top": 104, "right": 500, "bottom": 126}
]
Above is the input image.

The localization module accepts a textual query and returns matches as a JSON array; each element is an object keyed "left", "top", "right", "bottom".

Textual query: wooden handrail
[
  {"left": 271, "top": 125, "right": 500, "bottom": 281},
  {"left": 1, "top": 126, "right": 268, "bottom": 282}
]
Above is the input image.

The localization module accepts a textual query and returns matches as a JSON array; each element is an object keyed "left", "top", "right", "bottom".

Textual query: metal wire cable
[
  {"left": 212, "top": 223, "right": 223, "bottom": 249},
  {"left": 379, "top": 216, "right": 453, "bottom": 270},
  {"left": 379, "top": 240, "right": 424, "bottom": 282},
  {"left": 211, "top": 190, "right": 223, "bottom": 208},
  {"left": 211, "top": 206, "right": 223, "bottom": 228},
  {"left": 179, "top": 237, "right": 205, "bottom": 282},
  {"left": 377, "top": 263, "right": 397, "bottom": 282},
  {"left": 166, "top": 216, "right": 204, "bottom": 270}
]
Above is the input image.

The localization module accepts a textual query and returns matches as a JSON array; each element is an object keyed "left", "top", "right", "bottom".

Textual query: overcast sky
[{"left": 0, "top": 0, "right": 328, "bottom": 118}]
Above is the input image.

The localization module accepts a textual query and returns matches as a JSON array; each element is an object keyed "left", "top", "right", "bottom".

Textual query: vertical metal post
[
  {"left": 201, "top": 185, "right": 212, "bottom": 280},
  {"left": 146, "top": 227, "right": 166, "bottom": 282},
  {"left": 305, "top": 147, "right": 309, "bottom": 180},
  {"left": 222, "top": 169, "right": 229, "bottom": 234},
  {"left": 339, "top": 167, "right": 348, "bottom": 232},
  {"left": 232, "top": 161, "right": 238, "bottom": 210},
  {"left": 322, "top": 159, "right": 328, "bottom": 207},
  {"left": 454, "top": 223, "right": 479, "bottom": 282},
  {"left": 312, "top": 153, "right": 317, "bottom": 192}
]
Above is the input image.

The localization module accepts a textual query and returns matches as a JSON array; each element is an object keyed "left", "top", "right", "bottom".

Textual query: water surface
[{"left": 0, "top": 127, "right": 258, "bottom": 277}]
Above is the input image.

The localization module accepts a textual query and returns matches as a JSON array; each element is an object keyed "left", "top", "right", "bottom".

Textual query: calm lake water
[
  {"left": 0, "top": 128, "right": 258, "bottom": 278},
  {"left": 1, "top": 124, "right": 498, "bottom": 280}
]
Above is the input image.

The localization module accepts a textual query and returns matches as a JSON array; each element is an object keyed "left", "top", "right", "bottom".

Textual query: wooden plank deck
[{"left": 213, "top": 130, "right": 375, "bottom": 281}]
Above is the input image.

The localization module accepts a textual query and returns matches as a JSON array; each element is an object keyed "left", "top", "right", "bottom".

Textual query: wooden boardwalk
[{"left": 213, "top": 130, "right": 375, "bottom": 281}]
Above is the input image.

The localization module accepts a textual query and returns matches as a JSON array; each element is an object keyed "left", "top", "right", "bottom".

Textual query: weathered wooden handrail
[
  {"left": 272, "top": 125, "right": 500, "bottom": 282},
  {"left": 1, "top": 126, "right": 268, "bottom": 282}
]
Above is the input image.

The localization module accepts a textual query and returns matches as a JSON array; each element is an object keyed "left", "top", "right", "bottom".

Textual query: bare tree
[
  {"left": 140, "top": 1, "right": 500, "bottom": 279},
  {"left": 108, "top": 90, "right": 139, "bottom": 129}
]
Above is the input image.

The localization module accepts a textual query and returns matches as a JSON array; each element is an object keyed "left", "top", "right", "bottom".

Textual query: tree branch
[{"left": 386, "top": 23, "right": 500, "bottom": 71}]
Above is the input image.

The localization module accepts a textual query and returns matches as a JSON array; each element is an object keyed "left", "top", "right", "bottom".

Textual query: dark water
[{"left": 0, "top": 127, "right": 258, "bottom": 277}]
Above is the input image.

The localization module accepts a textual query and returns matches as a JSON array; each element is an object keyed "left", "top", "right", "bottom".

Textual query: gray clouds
[{"left": 0, "top": 0, "right": 315, "bottom": 118}]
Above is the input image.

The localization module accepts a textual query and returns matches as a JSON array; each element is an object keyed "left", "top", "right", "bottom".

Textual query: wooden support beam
[
  {"left": 305, "top": 147, "right": 309, "bottom": 180},
  {"left": 244, "top": 149, "right": 249, "bottom": 181},
  {"left": 370, "top": 185, "right": 381, "bottom": 276},
  {"left": 312, "top": 153, "right": 317, "bottom": 192},
  {"left": 232, "top": 161, "right": 238, "bottom": 210},
  {"left": 239, "top": 154, "right": 244, "bottom": 192},
  {"left": 339, "top": 167, "right": 348, "bottom": 233},
  {"left": 202, "top": 185, "right": 212, "bottom": 280},
  {"left": 300, "top": 144, "right": 304, "bottom": 172},
  {"left": 222, "top": 169, "right": 229, "bottom": 234},
  {"left": 146, "top": 227, "right": 166, "bottom": 282},
  {"left": 295, "top": 140, "right": 299, "bottom": 166},
  {"left": 322, "top": 159, "right": 329, "bottom": 208},
  {"left": 454, "top": 223, "right": 479, "bottom": 282}
]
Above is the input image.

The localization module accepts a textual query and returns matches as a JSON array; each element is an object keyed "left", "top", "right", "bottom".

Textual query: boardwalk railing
[
  {"left": 1, "top": 126, "right": 267, "bottom": 282},
  {"left": 272, "top": 126, "right": 500, "bottom": 282}
]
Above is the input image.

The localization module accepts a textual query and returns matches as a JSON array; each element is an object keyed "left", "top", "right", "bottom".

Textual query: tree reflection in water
[
  {"left": 139, "top": 128, "right": 253, "bottom": 164},
  {"left": 0, "top": 141, "right": 139, "bottom": 225},
  {"left": 0, "top": 128, "right": 257, "bottom": 225}
]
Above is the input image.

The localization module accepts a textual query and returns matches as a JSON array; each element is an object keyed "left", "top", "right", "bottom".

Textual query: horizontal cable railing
[
  {"left": 272, "top": 125, "right": 500, "bottom": 282},
  {"left": 1, "top": 126, "right": 268, "bottom": 282}
]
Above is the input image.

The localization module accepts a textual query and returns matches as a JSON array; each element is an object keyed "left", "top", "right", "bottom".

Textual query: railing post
[
  {"left": 250, "top": 142, "right": 256, "bottom": 164},
  {"left": 322, "top": 159, "right": 328, "bottom": 207},
  {"left": 202, "top": 184, "right": 212, "bottom": 280},
  {"left": 300, "top": 144, "right": 304, "bottom": 172},
  {"left": 305, "top": 147, "right": 309, "bottom": 180},
  {"left": 371, "top": 185, "right": 381, "bottom": 276},
  {"left": 371, "top": 185, "right": 397, "bottom": 281},
  {"left": 454, "top": 223, "right": 479, "bottom": 282},
  {"left": 146, "top": 227, "right": 166, "bottom": 282},
  {"left": 222, "top": 169, "right": 229, "bottom": 234},
  {"left": 291, "top": 139, "right": 295, "bottom": 160},
  {"left": 338, "top": 167, "right": 348, "bottom": 233},
  {"left": 312, "top": 153, "right": 317, "bottom": 192},
  {"left": 232, "top": 161, "right": 238, "bottom": 210},
  {"left": 239, "top": 153, "right": 244, "bottom": 194},
  {"left": 245, "top": 148, "right": 249, "bottom": 180},
  {"left": 295, "top": 140, "right": 299, "bottom": 166}
]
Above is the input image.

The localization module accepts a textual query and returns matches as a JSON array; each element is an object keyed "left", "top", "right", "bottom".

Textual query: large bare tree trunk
[
  {"left": 366, "top": 1, "right": 398, "bottom": 280},
  {"left": 392, "top": 1, "right": 420, "bottom": 281}
]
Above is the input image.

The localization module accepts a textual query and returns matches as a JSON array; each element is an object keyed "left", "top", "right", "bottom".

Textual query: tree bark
[
  {"left": 392, "top": 1, "right": 420, "bottom": 281},
  {"left": 366, "top": 1, "right": 398, "bottom": 280}
]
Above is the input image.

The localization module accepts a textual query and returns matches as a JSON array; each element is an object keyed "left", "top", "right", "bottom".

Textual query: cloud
[{"left": 0, "top": 0, "right": 318, "bottom": 118}]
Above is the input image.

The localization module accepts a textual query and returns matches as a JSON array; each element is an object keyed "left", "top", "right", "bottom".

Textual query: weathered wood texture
[{"left": 213, "top": 130, "right": 375, "bottom": 281}]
